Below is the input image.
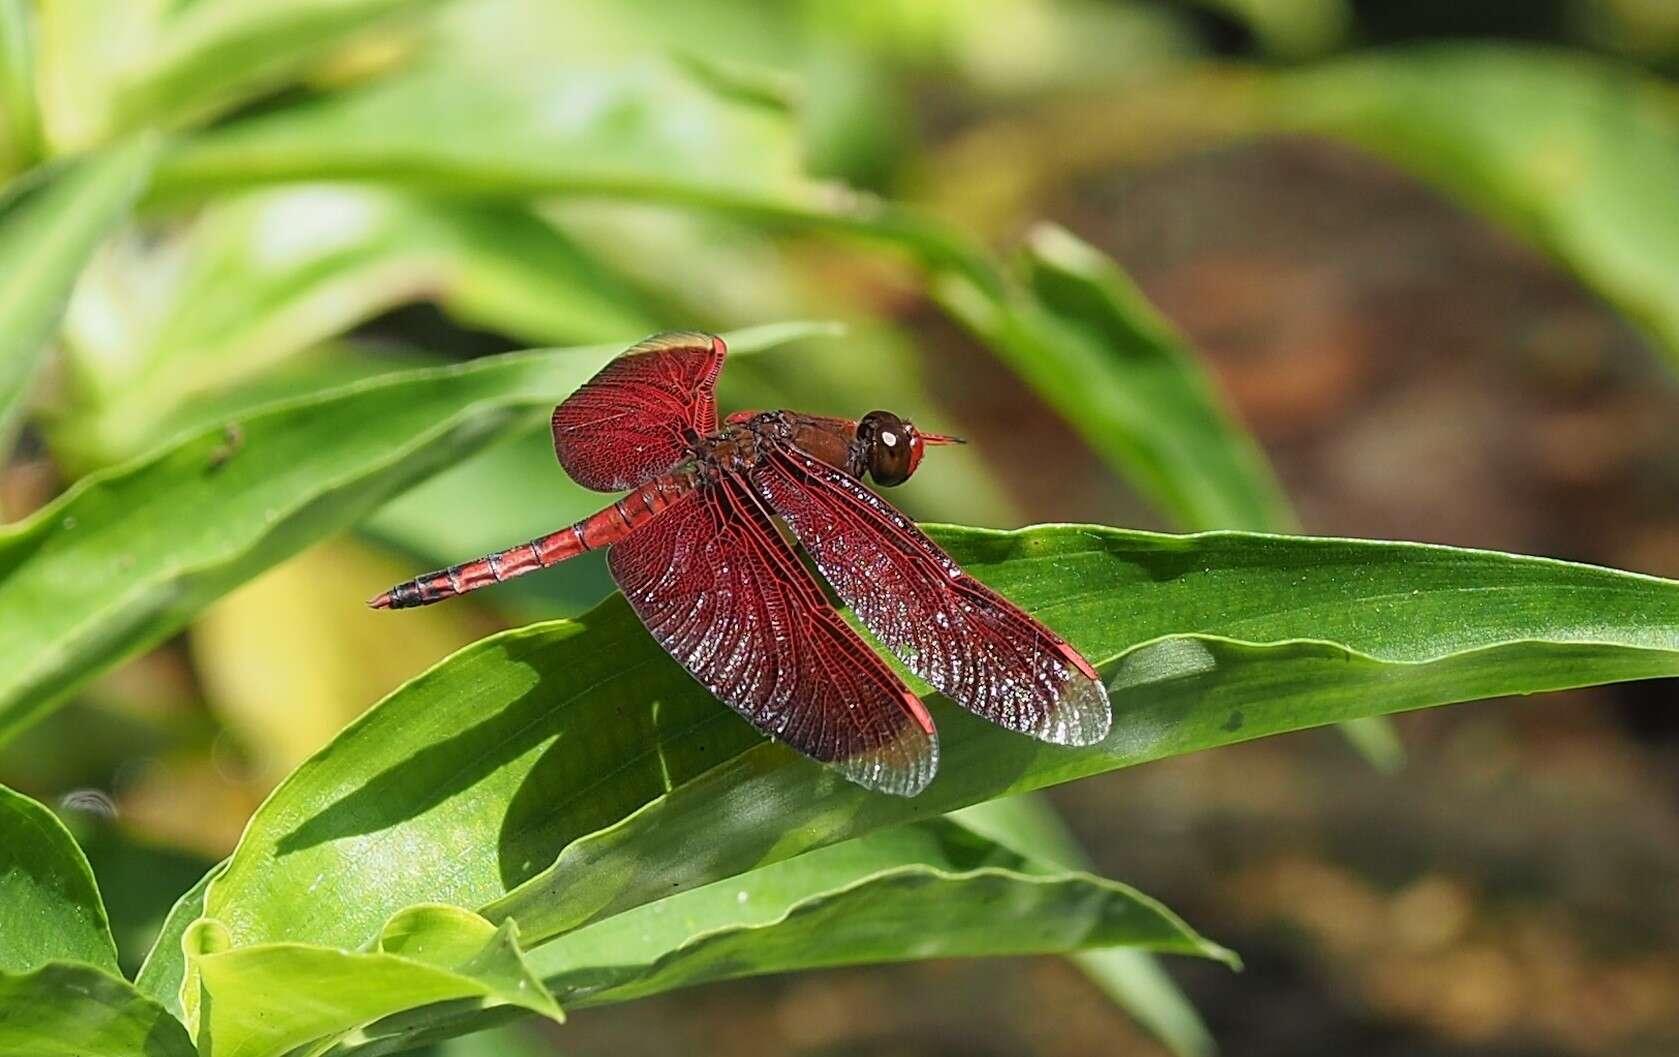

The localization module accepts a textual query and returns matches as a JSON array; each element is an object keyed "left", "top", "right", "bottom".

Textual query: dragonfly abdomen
[{"left": 368, "top": 470, "right": 697, "bottom": 610}]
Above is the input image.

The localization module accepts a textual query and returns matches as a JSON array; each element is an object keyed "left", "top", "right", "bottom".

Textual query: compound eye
[{"left": 859, "top": 410, "right": 914, "bottom": 486}]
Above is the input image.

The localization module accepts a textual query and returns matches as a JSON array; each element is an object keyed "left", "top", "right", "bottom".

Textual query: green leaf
[
  {"left": 0, "top": 134, "right": 157, "bottom": 440},
  {"left": 1275, "top": 45, "right": 1679, "bottom": 371},
  {"left": 152, "top": 55, "right": 809, "bottom": 207},
  {"left": 201, "top": 526, "right": 1679, "bottom": 958},
  {"left": 536, "top": 817, "right": 1232, "bottom": 1008},
  {"left": 942, "top": 224, "right": 1293, "bottom": 533},
  {"left": 184, "top": 905, "right": 560, "bottom": 1057},
  {"left": 0, "top": 784, "right": 118, "bottom": 974},
  {"left": 0, "top": 962, "right": 194, "bottom": 1057},
  {"left": 109, "top": 0, "right": 450, "bottom": 138},
  {"left": 335, "top": 818, "right": 1230, "bottom": 1056},
  {"left": 140, "top": 19, "right": 1284, "bottom": 538},
  {"left": 54, "top": 187, "right": 653, "bottom": 467},
  {"left": 0, "top": 0, "right": 41, "bottom": 175},
  {"left": 0, "top": 322, "right": 823, "bottom": 745},
  {"left": 135, "top": 862, "right": 223, "bottom": 1020}
]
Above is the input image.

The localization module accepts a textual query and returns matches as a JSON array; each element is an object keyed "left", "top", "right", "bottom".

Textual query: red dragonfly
[{"left": 371, "top": 333, "right": 1110, "bottom": 795}]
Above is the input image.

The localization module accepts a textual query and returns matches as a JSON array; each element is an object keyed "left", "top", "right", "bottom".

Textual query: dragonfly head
[{"left": 856, "top": 410, "right": 963, "bottom": 487}]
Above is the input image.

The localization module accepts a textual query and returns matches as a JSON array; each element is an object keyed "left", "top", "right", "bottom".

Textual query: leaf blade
[
  {"left": 200, "top": 525, "right": 1679, "bottom": 956},
  {"left": 0, "top": 783, "right": 119, "bottom": 974},
  {"left": 324, "top": 818, "right": 1229, "bottom": 1056},
  {"left": 185, "top": 905, "right": 560, "bottom": 1057},
  {"left": 135, "top": 861, "right": 223, "bottom": 1019},
  {"left": 0, "top": 962, "right": 194, "bottom": 1057},
  {"left": 110, "top": 0, "right": 450, "bottom": 137}
]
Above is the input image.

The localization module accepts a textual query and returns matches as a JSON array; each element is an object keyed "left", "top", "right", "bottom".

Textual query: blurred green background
[{"left": 3, "top": 0, "right": 1678, "bottom": 1054}]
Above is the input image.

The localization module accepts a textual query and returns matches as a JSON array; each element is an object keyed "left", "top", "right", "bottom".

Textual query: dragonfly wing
[
  {"left": 751, "top": 445, "right": 1111, "bottom": 746},
  {"left": 608, "top": 472, "right": 939, "bottom": 796},
  {"left": 552, "top": 332, "right": 725, "bottom": 491}
]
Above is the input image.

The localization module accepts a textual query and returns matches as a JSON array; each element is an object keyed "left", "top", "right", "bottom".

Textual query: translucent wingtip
[
  {"left": 835, "top": 724, "right": 940, "bottom": 797},
  {"left": 1039, "top": 669, "right": 1112, "bottom": 746}
]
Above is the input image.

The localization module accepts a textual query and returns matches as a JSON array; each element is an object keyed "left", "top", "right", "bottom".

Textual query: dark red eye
[{"left": 858, "top": 411, "right": 917, "bottom": 486}]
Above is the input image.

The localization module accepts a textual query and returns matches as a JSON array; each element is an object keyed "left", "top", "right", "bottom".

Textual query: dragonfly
[{"left": 371, "top": 333, "right": 1110, "bottom": 795}]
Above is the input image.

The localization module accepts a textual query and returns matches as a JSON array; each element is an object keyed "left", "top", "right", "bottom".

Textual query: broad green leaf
[
  {"left": 185, "top": 904, "right": 560, "bottom": 1057},
  {"left": 109, "top": 0, "right": 449, "bottom": 138},
  {"left": 940, "top": 224, "right": 1292, "bottom": 533},
  {"left": 0, "top": 134, "right": 156, "bottom": 441},
  {"left": 332, "top": 818, "right": 1229, "bottom": 1056},
  {"left": 136, "top": 862, "right": 222, "bottom": 1020},
  {"left": 0, "top": 784, "right": 118, "bottom": 973},
  {"left": 1275, "top": 45, "right": 1679, "bottom": 370},
  {"left": 0, "top": 962, "right": 194, "bottom": 1057},
  {"left": 0, "top": 322, "right": 823, "bottom": 744},
  {"left": 203, "top": 526, "right": 1679, "bottom": 957}
]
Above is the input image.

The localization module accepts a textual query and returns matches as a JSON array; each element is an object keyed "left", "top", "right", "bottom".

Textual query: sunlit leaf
[
  {"left": 534, "top": 818, "right": 1233, "bottom": 1007},
  {"left": 54, "top": 187, "right": 654, "bottom": 468},
  {"left": 0, "top": 0, "right": 40, "bottom": 175},
  {"left": 0, "top": 783, "right": 118, "bottom": 973},
  {"left": 0, "top": 323, "right": 824, "bottom": 744},
  {"left": 109, "top": 0, "right": 449, "bottom": 138},
  {"left": 0, "top": 962, "right": 193, "bottom": 1057},
  {"left": 135, "top": 862, "right": 222, "bottom": 1020},
  {"left": 0, "top": 134, "right": 156, "bottom": 443},
  {"left": 141, "top": 16, "right": 1288, "bottom": 540},
  {"left": 292, "top": 819, "right": 1231, "bottom": 1056},
  {"left": 184, "top": 904, "right": 560, "bottom": 1057},
  {"left": 152, "top": 55, "right": 809, "bottom": 206},
  {"left": 201, "top": 525, "right": 1678, "bottom": 959}
]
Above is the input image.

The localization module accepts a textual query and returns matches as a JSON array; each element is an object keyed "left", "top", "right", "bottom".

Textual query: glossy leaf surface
[
  {"left": 0, "top": 963, "right": 193, "bottom": 1057},
  {"left": 0, "top": 783, "right": 119, "bottom": 973},
  {"left": 201, "top": 525, "right": 1679, "bottom": 956},
  {"left": 184, "top": 904, "right": 559, "bottom": 1057},
  {"left": 311, "top": 819, "right": 1231, "bottom": 1056}
]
